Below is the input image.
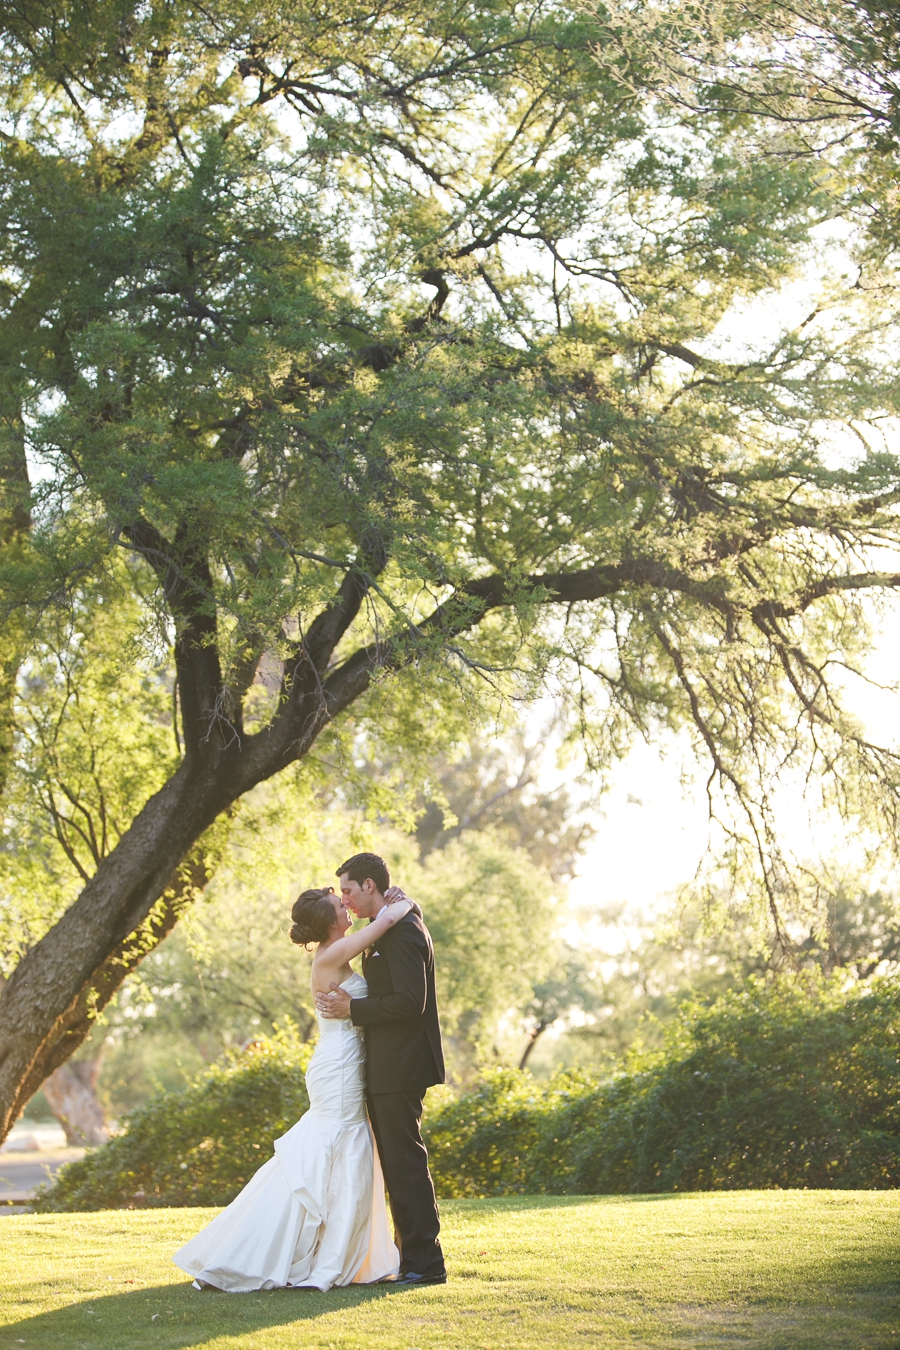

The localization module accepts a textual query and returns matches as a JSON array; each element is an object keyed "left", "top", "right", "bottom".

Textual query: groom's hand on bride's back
[{"left": 316, "top": 982, "right": 352, "bottom": 1019}]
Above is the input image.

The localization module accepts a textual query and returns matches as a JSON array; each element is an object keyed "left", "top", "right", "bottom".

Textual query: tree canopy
[{"left": 2, "top": 0, "right": 900, "bottom": 1140}]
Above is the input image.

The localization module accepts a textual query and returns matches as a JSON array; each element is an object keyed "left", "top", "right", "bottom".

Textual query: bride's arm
[{"left": 318, "top": 899, "right": 413, "bottom": 969}]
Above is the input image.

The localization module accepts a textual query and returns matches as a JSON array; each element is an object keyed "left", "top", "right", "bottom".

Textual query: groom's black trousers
[{"left": 367, "top": 1091, "right": 445, "bottom": 1278}]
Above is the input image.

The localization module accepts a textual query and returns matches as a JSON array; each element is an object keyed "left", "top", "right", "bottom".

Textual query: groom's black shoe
[{"left": 389, "top": 1271, "right": 448, "bottom": 1287}]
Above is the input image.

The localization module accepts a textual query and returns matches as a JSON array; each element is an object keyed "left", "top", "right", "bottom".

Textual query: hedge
[
  {"left": 33, "top": 1025, "right": 311, "bottom": 1210},
  {"left": 428, "top": 976, "right": 900, "bottom": 1195},
  {"left": 34, "top": 975, "right": 900, "bottom": 1210}
]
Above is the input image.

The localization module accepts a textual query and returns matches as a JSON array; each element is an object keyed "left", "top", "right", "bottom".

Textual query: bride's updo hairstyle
[{"left": 290, "top": 888, "right": 338, "bottom": 948}]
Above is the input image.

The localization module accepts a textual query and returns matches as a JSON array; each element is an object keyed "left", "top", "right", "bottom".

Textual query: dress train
[{"left": 173, "top": 972, "right": 399, "bottom": 1291}]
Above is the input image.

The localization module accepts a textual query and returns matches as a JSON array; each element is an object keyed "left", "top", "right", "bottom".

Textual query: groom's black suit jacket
[{"left": 350, "top": 903, "right": 445, "bottom": 1095}]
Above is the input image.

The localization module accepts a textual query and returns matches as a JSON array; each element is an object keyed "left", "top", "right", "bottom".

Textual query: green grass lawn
[{"left": 1, "top": 1192, "right": 898, "bottom": 1349}]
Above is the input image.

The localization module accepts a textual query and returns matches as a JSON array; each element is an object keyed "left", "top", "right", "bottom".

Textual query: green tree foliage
[
  {"left": 791, "top": 880, "right": 900, "bottom": 978},
  {"left": 519, "top": 947, "right": 607, "bottom": 1070},
  {"left": 409, "top": 722, "right": 596, "bottom": 881},
  {"left": 0, "top": 576, "right": 179, "bottom": 974},
  {"left": 4, "top": 0, "right": 900, "bottom": 1138},
  {"left": 0, "top": 406, "right": 29, "bottom": 798},
  {"left": 548, "top": 873, "right": 900, "bottom": 1068},
  {"left": 407, "top": 832, "right": 558, "bottom": 1070}
]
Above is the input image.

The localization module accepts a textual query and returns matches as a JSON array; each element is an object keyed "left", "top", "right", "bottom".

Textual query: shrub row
[
  {"left": 35, "top": 1025, "right": 311, "bottom": 1211},
  {"left": 428, "top": 976, "right": 900, "bottom": 1194},
  {"left": 35, "top": 976, "right": 900, "bottom": 1210}
]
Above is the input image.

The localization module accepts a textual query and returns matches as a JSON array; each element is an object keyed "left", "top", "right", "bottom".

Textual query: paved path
[{"left": 0, "top": 1148, "right": 85, "bottom": 1205}]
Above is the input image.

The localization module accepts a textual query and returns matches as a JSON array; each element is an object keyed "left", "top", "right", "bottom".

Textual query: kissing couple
[{"left": 174, "top": 852, "right": 447, "bottom": 1292}]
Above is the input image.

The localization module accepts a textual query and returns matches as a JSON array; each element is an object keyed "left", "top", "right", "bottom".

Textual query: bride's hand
[
  {"left": 383, "top": 885, "right": 407, "bottom": 904},
  {"left": 383, "top": 897, "right": 412, "bottom": 924}
]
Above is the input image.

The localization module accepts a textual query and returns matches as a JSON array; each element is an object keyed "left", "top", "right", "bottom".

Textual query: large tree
[{"left": 2, "top": 0, "right": 900, "bottom": 1141}]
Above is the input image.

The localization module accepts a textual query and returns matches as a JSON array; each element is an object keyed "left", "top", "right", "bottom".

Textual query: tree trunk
[
  {"left": 0, "top": 534, "right": 535, "bottom": 1142},
  {"left": 43, "top": 1057, "right": 109, "bottom": 1147},
  {"left": 518, "top": 1018, "right": 551, "bottom": 1071},
  {"left": 0, "top": 538, "right": 380, "bottom": 1146},
  {"left": 0, "top": 753, "right": 246, "bottom": 1144},
  {"left": 0, "top": 402, "right": 30, "bottom": 797}
]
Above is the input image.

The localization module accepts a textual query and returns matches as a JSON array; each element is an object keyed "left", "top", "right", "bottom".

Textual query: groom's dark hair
[{"left": 337, "top": 852, "right": 390, "bottom": 894}]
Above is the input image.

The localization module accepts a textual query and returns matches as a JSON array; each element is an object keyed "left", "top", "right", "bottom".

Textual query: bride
[{"left": 173, "top": 883, "right": 412, "bottom": 1292}]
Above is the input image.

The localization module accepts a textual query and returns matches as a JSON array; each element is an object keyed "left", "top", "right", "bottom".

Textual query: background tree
[
  {"left": 41, "top": 1058, "right": 110, "bottom": 1147},
  {"left": 3, "top": 0, "right": 900, "bottom": 1141},
  {"left": 518, "top": 948, "right": 605, "bottom": 1070},
  {"left": 538, "top": 868, "right": 900, "bottom": 1070},
  {"left": 410, "top": 720, "right": 596, "bottom": 880},
  {"left": 2, "top": 587, "right": 581, "bottom": 1112}
]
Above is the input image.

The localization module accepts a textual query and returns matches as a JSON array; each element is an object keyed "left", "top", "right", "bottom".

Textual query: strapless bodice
[
  {"left": 314, "top": 971, "right": 367, "bottom": 1032},
  {"left": 305, "top": 971, "right": 368, "bottom": 1123}
]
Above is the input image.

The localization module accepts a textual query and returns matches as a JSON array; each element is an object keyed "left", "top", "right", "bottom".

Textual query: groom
[{"left": 316, "top": 852, "right": 447, "bottom": 1286}]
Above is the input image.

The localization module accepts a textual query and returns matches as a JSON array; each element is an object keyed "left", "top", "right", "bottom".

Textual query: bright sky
[
  {"left": 566, "top": 595, "right": 900, "bottom": 929},
  {"left": 566, "top": 236, "right": 900, "bottom": 925},
  {"left": 568, "top": 740, "right": 709, "bottom": 919}
]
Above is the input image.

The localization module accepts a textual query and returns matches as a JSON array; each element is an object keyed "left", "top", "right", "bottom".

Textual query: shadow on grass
[
  {"left": 4, "top": 1196, "right": 899, "bottom": 1350},
  {"left": 441, "top": 1191, "right": 703, "bottom": 1213},
  {"left": 6, "top": 1245, "right": 899, "bottom": 1350},
  {"left": 0, "top": 1278, "right": 404, "bottom": 1349}
]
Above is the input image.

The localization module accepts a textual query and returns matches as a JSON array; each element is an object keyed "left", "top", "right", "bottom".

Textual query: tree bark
[
  {"left": 0, "top": 748, "right": 263, "bottom": 1141},
  {"left": 42, "top": 1057, "right": 109, "bottom": 1147},
  {"left": 0, "top": 551, "right": 373, "bottom": 1143},
  {"left": 518, "top": 1018, "right": 551, "bottom": 1071},
  {"left": 5, "top": 839, "right": 216, "bottom": 1133}
]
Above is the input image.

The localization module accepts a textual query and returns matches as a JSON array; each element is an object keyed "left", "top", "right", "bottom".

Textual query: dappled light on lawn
[{"left": 2, "top": 1194, "right": 899, "bottom": 1349}]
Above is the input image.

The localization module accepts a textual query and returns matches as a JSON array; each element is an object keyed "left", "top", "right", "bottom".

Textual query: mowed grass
[{"left": 1, "top": 1193, "right": 899, "bottom": 1350}]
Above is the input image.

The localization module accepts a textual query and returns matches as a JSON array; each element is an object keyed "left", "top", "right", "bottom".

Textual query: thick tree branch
[
  {"left": 124, "top": 517, "right": 227, "bottom": 757},
  {"left": 754, "top": 571, "right": 900, "bottom": 622},
  {"left": 319, "top": 559, "right": 900, "bottom": 727}
]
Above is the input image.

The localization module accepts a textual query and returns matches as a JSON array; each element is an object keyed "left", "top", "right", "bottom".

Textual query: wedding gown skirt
[{"left": 173, "top": 973, "right": 399, "bottom": 1292}]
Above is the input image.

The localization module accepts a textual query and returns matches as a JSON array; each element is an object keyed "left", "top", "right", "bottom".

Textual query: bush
[
  {"left": 421, "top": 1068, "right": 593, "bottom": 1196},
  {"left": 34, "top": 1025, "right": 311, "bottom": 1210},
  {"left": 37, "top": 977, "right": 900, "bottom": 1210},
  {"left": 425, "top": 976, "right": 900, "bottom": 1195}
]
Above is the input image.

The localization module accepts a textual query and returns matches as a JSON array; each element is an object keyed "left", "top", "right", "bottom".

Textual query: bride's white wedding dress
[{"left": 173, "top": 972, "right": 399, "bottom": 1292}]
